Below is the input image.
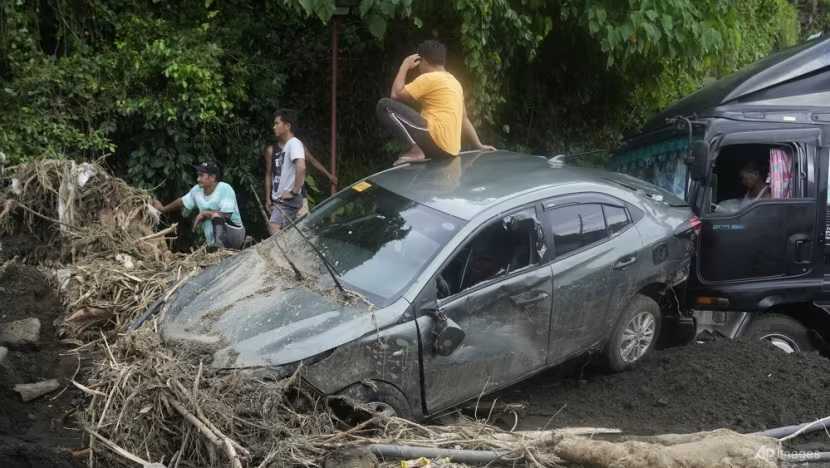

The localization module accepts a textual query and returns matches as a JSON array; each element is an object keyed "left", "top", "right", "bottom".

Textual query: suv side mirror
[{"left": 686, "top": 140, "right": 708, "bottom": 181}]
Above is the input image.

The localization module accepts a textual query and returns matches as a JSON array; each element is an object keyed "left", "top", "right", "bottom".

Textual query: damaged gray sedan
[{"left": 161, "top": 151, "right": 697, "bottom": 420}]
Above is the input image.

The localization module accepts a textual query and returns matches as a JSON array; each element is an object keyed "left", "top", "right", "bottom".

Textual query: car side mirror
[
  {"left": 433, "top": 316, "right": 465, "bottom": 356},
  {"left": 686, "top": 140, "right": 708, "bottom": 181}
]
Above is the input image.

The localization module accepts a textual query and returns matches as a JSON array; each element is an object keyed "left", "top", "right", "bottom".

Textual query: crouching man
[{"left": 152, "top": 161, "right": 245, "bottom": 250}]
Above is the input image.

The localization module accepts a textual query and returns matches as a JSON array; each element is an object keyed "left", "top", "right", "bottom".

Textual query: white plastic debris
[
  {"left": 116, "top": 253, "right": 136, "bottom": 270},
  {"left": 11, "top": 178, "right": 21, "bottom": 195},
  {"left": 76, "top": 162, "right": 97, "bottom": 188}
]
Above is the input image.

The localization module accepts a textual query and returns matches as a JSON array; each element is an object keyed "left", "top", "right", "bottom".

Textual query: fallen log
[
  {"left": 553, "top": 428, "right": 779, "bottom": 468},
  {"left": 164, "top": 396, "right": 243, "bottom": 468},
  {"left": 367, "top": 444, "right": 511, "bottom": 465}
]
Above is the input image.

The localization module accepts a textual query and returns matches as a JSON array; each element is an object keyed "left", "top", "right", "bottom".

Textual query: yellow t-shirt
[{"left": 404, "top": 71, "right": 464, "bottom": 155}]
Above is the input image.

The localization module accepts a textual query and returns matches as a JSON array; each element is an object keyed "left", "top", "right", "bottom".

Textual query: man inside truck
[
  {"left": 738, "top": 161, "right": 770, "bottom": 206},
  {"left": 711, "top": 145, "right": 792, "bottom": 214}
]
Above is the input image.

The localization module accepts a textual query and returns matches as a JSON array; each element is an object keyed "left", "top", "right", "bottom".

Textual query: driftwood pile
[
  {"left": 1, "top": 159, "right": 166, "bottom": 261},
  {"left": 0, "top": 159, "right": 791, "bottom": 467}
]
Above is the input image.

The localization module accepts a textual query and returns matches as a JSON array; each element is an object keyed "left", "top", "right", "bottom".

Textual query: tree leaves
[{"left": 366, "top": 14, "right": 386, "bottom": 39}]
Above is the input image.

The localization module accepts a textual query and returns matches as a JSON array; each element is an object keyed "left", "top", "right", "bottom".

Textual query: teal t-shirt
[{"left": 181, "top": 182, "right": 243, "bottom": 244}]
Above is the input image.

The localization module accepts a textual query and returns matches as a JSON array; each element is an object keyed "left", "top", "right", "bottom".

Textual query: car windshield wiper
[
  {"left": 317, "top": 213, "right": 384, "bottom": 235},
  {"left": 276, "top": 205, "right": 347, "bottom": 297},
  {"left": 269, "top": 235, "right": 304, "bottom": 281}
]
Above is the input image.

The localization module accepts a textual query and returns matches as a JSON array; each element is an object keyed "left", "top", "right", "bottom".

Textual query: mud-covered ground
[
  {"left": 2, "top": 258, "right": 830, "bottom": 466},
  {"left": 0, "top": 263, "right": 82, "bottom": 468},
  {"left": 495, "top": 338, "right": 830, "bottom": 454}
]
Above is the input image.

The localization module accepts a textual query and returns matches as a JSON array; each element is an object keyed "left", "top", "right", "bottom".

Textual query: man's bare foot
[
  {"left": 394, "top": 155, "right": 431, "bottom": 166},
  {"left": 393, "top": 145, "right": 427, "bottom": 166}
]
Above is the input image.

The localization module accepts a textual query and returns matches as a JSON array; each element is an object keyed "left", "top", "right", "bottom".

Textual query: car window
[
  {"left": 549, "top": 203, "right": 607, "bottom": 257},
  {"left": 438, "top": 208, "right": 539, "bottom": 299},
  {"left": 603, "top": 205, "right": 629, "bottom": 236}
]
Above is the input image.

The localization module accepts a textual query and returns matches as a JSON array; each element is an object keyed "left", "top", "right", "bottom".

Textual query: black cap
[{"left": 193, "top": 161, "right": 220, "bottom": 176}]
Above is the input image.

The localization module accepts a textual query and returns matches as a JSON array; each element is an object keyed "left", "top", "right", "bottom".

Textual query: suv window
[
  {"left": 438, "top": 209, "right": 538, "bottom": 299},
  {"left": 603, "top": 205, "right": 630, "bottom": 236},
  {"left": 549, "top": 203, "right": 607, "bottom": 257}
]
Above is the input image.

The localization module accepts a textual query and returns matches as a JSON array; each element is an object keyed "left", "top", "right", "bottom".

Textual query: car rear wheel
[
  {"left": 745, "top": 313, "right": 815, "bottom": 353},
  {"left": 605, "top": 295, "right": 662, "bottom": 372}
]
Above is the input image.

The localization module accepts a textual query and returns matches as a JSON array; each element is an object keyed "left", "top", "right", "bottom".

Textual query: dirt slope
[{"left": 0, "top": 263, "right": 82, "bottom": 467}]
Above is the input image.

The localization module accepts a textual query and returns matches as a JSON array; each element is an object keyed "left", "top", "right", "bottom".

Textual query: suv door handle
[
  {"left": 510, "top": 290, "right": 550, "bottom": 306},
  {"left": 613, "top": 255, "right": 637, "bottom": 270},
  {"left": 787, "top": 233, "right": 811, "bottom": 264}
]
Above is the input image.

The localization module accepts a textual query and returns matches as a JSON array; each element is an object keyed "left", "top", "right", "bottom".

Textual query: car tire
[
  {"left": 744, "top": 313, "right": 816, "bottom": 353},
  {"left": 334, "top": 381, "right": 413, "bottom": 421},
  {"left": 605, "top": 295, "right": 662, "bottom": 372}
]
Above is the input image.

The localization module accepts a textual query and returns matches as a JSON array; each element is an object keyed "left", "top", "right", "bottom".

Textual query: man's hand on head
[
  {"left": 401, "top": 53, "right": 421, "bottom": 71},
  {"left": 151, "top": 199, "right": 163, "bottom": 211}
]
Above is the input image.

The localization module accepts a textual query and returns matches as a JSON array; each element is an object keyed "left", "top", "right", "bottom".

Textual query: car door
[
  {"left": 543, "top": 194, "right": 643, "bottom": 362},
  {"left": 697, "top": 129, "right": 820, "bottom": 283},
  {"left": 416, "top": 206, "right": 552, "bottom": 414}
]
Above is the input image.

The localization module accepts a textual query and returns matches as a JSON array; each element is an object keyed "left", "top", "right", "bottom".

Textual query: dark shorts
[
  {"left": 270, "top": 197, "right": 303, "bottom": 226},
  {"left": 211, "top": 219, "right": 246, "bottom": 250},
  {"left": 376, "top": 98, "right": 455, "bottom": 160}
]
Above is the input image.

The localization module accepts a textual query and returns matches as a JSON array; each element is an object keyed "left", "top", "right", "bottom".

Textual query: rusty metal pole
[{"left": 330, "top": 16, "right": 340, "bottom": 195}]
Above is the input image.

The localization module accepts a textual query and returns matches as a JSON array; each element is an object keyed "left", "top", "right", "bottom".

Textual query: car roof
[{"left": 368, "top": 150, "right": 628, "bottom": 220}]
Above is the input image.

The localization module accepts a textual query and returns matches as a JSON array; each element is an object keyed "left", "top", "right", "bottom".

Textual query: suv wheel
[
  {"left": 745, "top": 313, "right": 815, "bottom": 353},
  {"left": 605, "top": 295, "right": 662, "bottom": 372}
]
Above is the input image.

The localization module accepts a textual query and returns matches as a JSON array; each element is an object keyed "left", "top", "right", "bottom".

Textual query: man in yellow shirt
[{"left": 377, "top": 40, "right": 495, "bottom": 165}]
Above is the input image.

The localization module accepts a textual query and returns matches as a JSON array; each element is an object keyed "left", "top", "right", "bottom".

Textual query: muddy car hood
[{"left": 159, "top": 247, "right": 407, "bottom": 369}]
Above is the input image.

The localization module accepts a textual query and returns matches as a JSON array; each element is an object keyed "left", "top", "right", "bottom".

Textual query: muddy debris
[
  {"left": 505, "top": 338, "right": 830, "bottom": 437},
  {"left": 14, "top": 379, "right": 61, "bottom": 402},
  {"left": 0, "top": 262, "right": 82, "bottom": 468},
  {"left": 0, "top": 317, "right": 41, "bottom": 348}
]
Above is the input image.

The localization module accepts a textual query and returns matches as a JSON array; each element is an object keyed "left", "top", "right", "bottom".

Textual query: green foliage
[
  {"left": 563, "top": 0, "right": 734, "bottom": 67},
  {"left": 450, "top": 0, "right": 552, "bottom": 124},
  {"left": 795, "top": 0, "right": 830, "bottom": 39},
  {"left": 284, "top": 0, "right": 415, "bottom": 37},
  {"left": 624, "top": 0, "right": 799, "bottom": 127},
  {"left": 0, "top": 0, "right": 814, "bottom": 239},
  {"left": 0, "top": 2, "right": 117, "bottom": 162}
]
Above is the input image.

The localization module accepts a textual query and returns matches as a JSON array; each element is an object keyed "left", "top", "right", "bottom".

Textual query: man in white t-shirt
[{"left": 266, "top": 109, "right": 306, "bottom": 234}]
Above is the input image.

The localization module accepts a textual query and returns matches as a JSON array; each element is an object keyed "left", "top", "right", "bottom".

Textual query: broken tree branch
[{"left": 164, "top": 395, "right": 243, "bottom": 468}]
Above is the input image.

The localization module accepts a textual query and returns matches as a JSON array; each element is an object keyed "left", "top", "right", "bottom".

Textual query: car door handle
[
  {"left": 613, "top": 255, "right": 637, "bottom": 270},
  {"left": 510, "top": 291, "right": 550, "bottom": 306}
]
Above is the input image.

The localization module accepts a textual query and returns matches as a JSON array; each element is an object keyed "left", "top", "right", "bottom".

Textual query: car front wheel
[{"left": 605, "top": 295, "right": 662, "bottom": 371}]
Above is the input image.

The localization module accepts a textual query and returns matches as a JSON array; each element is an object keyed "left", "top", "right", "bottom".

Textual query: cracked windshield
[{"left": 285, "top": 183, "right": 460, "bottom": 303}]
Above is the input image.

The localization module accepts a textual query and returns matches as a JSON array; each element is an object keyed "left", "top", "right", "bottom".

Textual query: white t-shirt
[{"left": 273, "top": 137, "right": 305, "bottom": 200}]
